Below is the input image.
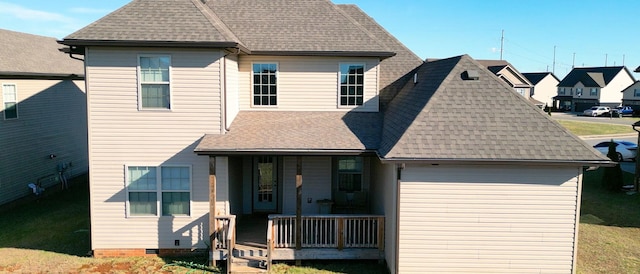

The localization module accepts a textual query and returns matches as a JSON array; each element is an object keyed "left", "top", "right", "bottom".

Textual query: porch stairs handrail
[{"left": 213, "top": 215, "right": 236, "bottom": 271}]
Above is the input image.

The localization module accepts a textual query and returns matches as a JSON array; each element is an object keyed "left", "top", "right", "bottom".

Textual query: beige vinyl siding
[
  {"left": 0, "top": 79, "right": 87, "bottom": 205},
  {"left": 238, "top": 56, "right": 379, "bottom": 112},
  {"left": 398, "top": 164, "right": 581, "bottom": 273},
  {"left": 600, "top": 71, "right": 634, "bottom": 104},
  {"left": 622, "top": 81, "right": 640, "bottom": 100},
  {"left": 370, "top": 159, "right": 397, "bottom": 273},
  {"left": 86, "top": 47, "right": 224, "bottom": 249},
  {"left": 531, "top": 75, "right": 559, "bottom": 107},
  {"left": 225, "top": 55, "right": 240, "bottom": 128},
  {"left": 282, "top": 156, "right": 332, "bottom": 214}
]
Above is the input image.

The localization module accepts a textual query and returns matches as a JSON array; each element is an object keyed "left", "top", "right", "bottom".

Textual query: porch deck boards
[{"left": 236, "top": 214, "right": 268, "bottom": 248}]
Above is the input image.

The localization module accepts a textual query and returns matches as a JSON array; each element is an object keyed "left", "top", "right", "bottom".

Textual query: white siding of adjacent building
[
  {"left": 0, "top": 78, "right": 87, "bottom": 205},
  {"left": 531, "top": 75, "right": 559, "bottom": 107},
  {"left": 600, "top": 70, "right": 635, "bottom": 104},
  {"left": 398, "top": 164, "right": 581, "bottom": 273},
  {"left": 282, "top": 156, "right": 332, "bottom": 214},
  {"left": 224, "top": 55, "right": 239, "bottom": 129},
  {"left": 237, "top": 56, "right": 379, "bottom": 112},
  {"left": 85, "top": 47, "right": 224, "bottom": 249}
]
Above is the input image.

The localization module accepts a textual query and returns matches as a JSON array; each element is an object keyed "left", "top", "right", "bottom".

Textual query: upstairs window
[
  {"left": 2, "top": 84, "right": 17, "bottom": 119},
  {"left": 590, "top": 88, "right": 598, "bottom": 96},
  {"left": 558, "top": 87, "right": 565, "bottom": 95},
  {"left": 337, "top": 156, "right": 362, "bottom": 192},
  {"left": 127, "top": 165, "right": 191, "bottom": 217},
  {"left": 575, "top": 88, "right": 583, "bottom": 97},
  {"left": 139, "top": 56, "right": 171, "bottom": 109},
  {"left": 339, "top": 64, "right": 364, "bottom": 106},
  {"left": 634, "top": 89, "right": 640, "bottom": 97},
  {"left": 253, "top": 63, "right": 277, "bottom": 106},
  {"left": 516, "top": 88, "right": 526, "bottom": 96}
]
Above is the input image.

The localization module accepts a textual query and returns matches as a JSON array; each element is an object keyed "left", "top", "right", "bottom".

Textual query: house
[
  {"left": 554, "top": 66, "right": 635, "bottom": 112},
  {"left": 0, "top": 29, "right": 88, "bottom": 206},
  {"left": 523, "top": 72, "right": 560, "bottom": 109},
  {"left": 476, "top": 59, "right": 542, "bottom": 107},
  {"left": 59, "top": 0, "right": 610, "bottom": 273},
  {"left": 621, "top": 81, "right": 640, "bottom": 110}
]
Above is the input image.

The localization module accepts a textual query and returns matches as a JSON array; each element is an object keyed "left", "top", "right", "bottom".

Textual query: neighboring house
[
  {"left": 554, "top": 66, "right": 635, "bottom": 112},
  {"left": 59, "top": 0, "right": 609, "bottom": 273},
  {"left": 0, "top": 29, "right": 88, "bottom": 206},
  {"left": 523, "top": 72, "right": 560, "bottom": 108},
  {"left": 621, "top": 81, "right": 640, "bottom": 110},
  {"left": 476, "top": 59, "right": 542, "bottom": 107}
]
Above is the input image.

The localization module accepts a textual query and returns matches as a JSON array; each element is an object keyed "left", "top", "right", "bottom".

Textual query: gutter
[
  {"left": 194, "top": 149, "right": 378, "bottom": 156},
  {"left": 378, "top": 158, "right": 614, "bottom": 167}
]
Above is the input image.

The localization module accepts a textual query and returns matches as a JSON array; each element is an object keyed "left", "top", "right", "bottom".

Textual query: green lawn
[
  {"left": 577, "top": 168, "right": 640, "bottom": 273},
  {"left": 556, "top": 119, "right": 636, "bottom": 136}
]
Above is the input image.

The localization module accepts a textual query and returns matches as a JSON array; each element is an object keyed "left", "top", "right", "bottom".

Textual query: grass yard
[
  {"left": 577, "top": 168, "right": 640, "bottom": 273},
  {"left": 556, "top": 119, "right": 636, "bottom": 136}
]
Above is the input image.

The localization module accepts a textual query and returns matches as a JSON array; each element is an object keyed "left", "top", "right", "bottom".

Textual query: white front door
[{"left": 253, "top": 156, "right": 277, "bottom": 212}]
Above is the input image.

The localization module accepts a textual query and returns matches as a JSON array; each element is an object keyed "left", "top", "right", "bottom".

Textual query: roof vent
[{"left": 462, "top": 70, "right": 480, "bottom": 80}]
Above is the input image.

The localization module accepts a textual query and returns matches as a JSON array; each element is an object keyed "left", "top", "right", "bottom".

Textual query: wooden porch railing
[
  {"left": 212, "top": 215, "right": 235, "bottom": 268},
  {"left": 267, "top": 215, "right": 384, "bottom": 250}
]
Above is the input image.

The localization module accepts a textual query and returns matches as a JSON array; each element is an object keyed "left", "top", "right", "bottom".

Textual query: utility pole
[
  {"left": 572, "top": 53, "right": 575, "bottom": 68},
  {"left": 605, "top": 54, "right": 608, "bottom": 66},
  {"left": 623, "top": 54, "right": 625, "bottom": 66},
  {"left": 552, "top": 46, "right": 556, "bottom": 74},
  {"left": 500, "top": 30, "right": 504, "bottom": 60}
]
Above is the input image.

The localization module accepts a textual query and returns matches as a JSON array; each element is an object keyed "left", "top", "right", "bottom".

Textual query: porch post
[
  {"left": 208, "top": 156, "right": 217, "bottom": 266},
  {"left": 296, "top": 156, "right": 302, "bottom": 251}
]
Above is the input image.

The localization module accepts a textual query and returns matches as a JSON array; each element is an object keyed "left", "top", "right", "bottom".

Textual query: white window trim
[
  {"left": 250, "top": 62, "right": 279, "bottom": 108},
  {"left": 2, "top": 83, "right": 18, "bottom": 120},
  {"left": 137, "top": 54, "right": 172, "bottom": 111},
  {"left": 337, "top": 62, "right": 366, "bottom": 109},
  {"left": 124, "top": 164, "right": 192, "bottom": 218}
]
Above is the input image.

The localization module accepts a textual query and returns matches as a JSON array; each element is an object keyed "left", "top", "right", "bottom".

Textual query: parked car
[
  {"left": 612, "top": 106, "right": 634, "bottom": 116},
  {"left": 593, "top": 140, "right": 638, "bottom": 162},
  {"left": 582, "top": 106, "right": 611, "bottom": 117}
]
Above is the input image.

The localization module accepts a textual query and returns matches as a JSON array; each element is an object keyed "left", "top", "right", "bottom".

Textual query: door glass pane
[{"left": 257, "top": 156, "right": 274, "bottom": 202}]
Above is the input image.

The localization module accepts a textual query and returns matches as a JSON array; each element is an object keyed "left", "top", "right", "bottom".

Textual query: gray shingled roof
[
  {"left": 195, "top": 111, "right": 382, "bottom": 154},
  {"left": 64, "top": 0, "right": 236, "bottom": 44},
  {"left": 558, "top": 66, "right": 634, "bottom": 87},
  {"left": 379, "top": 55, "right": 609, "bottom": 164},
  {"left": 63, "top": 0, "right": 393, "bottom": 56},
  {"left": 522, "top": 72, "right": 560, "bottom": 85},
  {"left": 0, "top": 29, "right": 83, "bottom": 77},
  {"left": 336, "top": 4, "right": 424, "bottom": 109}
]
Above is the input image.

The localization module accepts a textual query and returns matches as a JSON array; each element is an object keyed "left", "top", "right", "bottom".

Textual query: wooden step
[{"left": 230, "top": 257, "right": 267, "bottom": 274}]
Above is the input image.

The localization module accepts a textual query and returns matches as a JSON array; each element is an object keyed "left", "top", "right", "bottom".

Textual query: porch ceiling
[{"left": 195, "top": 111, "right": 382, "bottom": 155}]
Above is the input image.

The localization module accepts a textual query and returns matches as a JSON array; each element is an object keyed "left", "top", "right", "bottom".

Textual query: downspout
[
  {"left": 221, "top": 48, "right": 241, "bottom": 133},
  {"left": 394, "top": 163, "right": 403, "bottom": 274}
]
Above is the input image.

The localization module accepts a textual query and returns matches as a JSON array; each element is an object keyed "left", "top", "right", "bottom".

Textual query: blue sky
[{"left": 1, "top": 0, "right": 638, "bottom": 78}]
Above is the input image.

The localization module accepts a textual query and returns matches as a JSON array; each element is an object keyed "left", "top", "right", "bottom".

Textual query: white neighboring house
[
  {"left": 555, "top": 66, "right": 635, "bottom": 112},
  {"left": 523, "top": 72, "right": 560, "bottom": 108},
  {"left": 59, "top": 0, "right": 610, "bottom": 273},
  {"left": 0, "top": 29, "right": 87, "bottom": 205},
  {"left": 621, "top": 81, "right": 640, "bottom": 111}
]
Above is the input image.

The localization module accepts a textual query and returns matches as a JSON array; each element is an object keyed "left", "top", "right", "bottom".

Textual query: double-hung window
[
  {"left": 575, "top": 88, "right": 583, "bottom": 97},
  {"left": 127, "top": 165, "right": 191, "bottom": 216},
  {"left": 253, "top": 63, "right": 277, "bottom": 106},
  {"left": 337, "top": 156, "right": 363, "bottom": 192},
  {"left": 634, "top": 89, "right": 640, "bottom": 97},
  {"left": 558, "top": 87, "right": 565, "bottom": 95},
  {"left": 339, "top": 64, "right": 364, "bottom": 106},
  {"left": 2, "top": 84, "right": 17, "bottom": 119},
  {"left": 139, "top": 56, "right": 171, "bottom": 109},
  {"left": 590, "top": 88, "right": 598, "bottom": 96}
]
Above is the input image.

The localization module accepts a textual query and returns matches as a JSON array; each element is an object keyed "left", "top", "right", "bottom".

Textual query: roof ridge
[
  {"left": 330, "top": 0, "right": 392, "bottom": 53},
  {"left": 191, "top": 0, "right": 248, "bottom": 50},
  {"left": 336, "top": 4, "right": 421, "bottom": 61}
]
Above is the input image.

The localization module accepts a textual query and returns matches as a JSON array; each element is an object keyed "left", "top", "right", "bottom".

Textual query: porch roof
[{"left": 195, "top": 111, "right": 382, "bottom": 155}]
